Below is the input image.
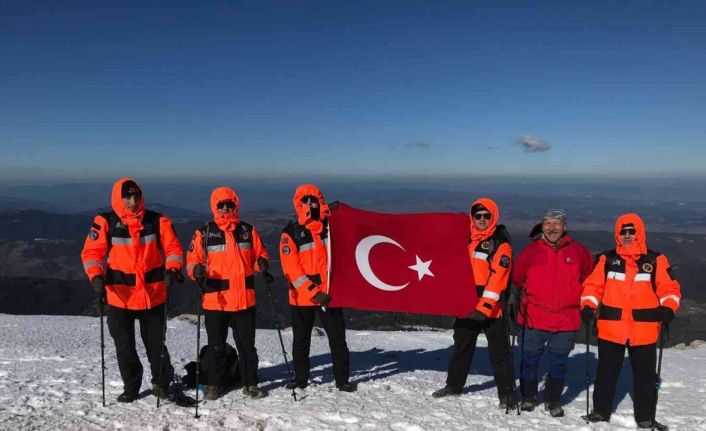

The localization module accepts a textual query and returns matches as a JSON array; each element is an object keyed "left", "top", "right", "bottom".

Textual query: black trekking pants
[
  {"left": 445, "top": 316, "right": 514, "bottom": 399},
  {"left": 291, "top": 306, "right": 350, "bottom": 386},
  {"left": 204, "top": 306, "right": 259, "bottom": 387},
  {"left": 106, "top": 303, "right": 174, "bottom": 394},
  {"left": 593, "top": 339, "right": 658, "bottom": 423}
]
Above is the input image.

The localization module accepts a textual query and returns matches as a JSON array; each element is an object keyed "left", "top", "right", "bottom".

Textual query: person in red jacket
[
  {"left": 510, "top": 208, "right": 593, "bottom": 416},
  {"left": 81, "top": 178, "right": 184, "bottom": 403},
  {"left": 432, "top": 198, "right": 515, "bottom": 409},
  {"left": 581, "top": 214, "right": 680, "bottom": 431},
  {"left": 279, "top": 184, "right": 353, "bottom": 392},
  {"left": 186, "top": 186, "right": 271, "bottom": 400}
]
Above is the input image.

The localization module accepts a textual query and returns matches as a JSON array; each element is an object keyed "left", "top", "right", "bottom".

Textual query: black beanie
[
  {"left": 471, "top": 203, "right": 488, "bottom": 215},
  {"left": 121, "top": 180, "right": 141, "bottom": 197}
]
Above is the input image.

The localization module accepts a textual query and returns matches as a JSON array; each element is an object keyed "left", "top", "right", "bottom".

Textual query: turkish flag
[{"left": 327, "top": 203, "right": 477, "bottom": 317}]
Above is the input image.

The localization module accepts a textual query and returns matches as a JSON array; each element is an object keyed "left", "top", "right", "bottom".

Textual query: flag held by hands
[{"left": 328, "top": 203, "right": 477, "bottom": 317}]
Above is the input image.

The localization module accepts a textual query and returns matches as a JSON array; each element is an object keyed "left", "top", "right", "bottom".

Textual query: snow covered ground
[{"left": 0, "top": 313, "right": 704, "bottom": 431}]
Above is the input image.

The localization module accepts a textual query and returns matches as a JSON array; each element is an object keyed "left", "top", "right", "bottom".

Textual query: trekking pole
[
  {"left": 99, "top": 291, "right": 106, "bottom": 407},
  {"left": 156, "top": 286, "right": 170, "bottom": 408},
  {"left": 194, "top": 224, "right": 209, "bottom": 419},
  {"left": 503, "top": 310, "right": 520, "bottom": 415},
  {"left": 194, "top": 278, "right": 204, "bottom": 418},
  {"left": 655, "top": 323, "right": 669, "bottom": 422},
  {"left": 263, "top": 273, "right": 297, "bottom": 401},
  {"left": 584, "top": 319, "right": 591, "bottom": 423}
]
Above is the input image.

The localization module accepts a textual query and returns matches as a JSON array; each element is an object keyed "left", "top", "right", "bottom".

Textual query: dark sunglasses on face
[
  {"left": 473, "top": 212, "right": 492, "bottom": 221},
  {"left": 301, "top": 196, "right": 319, "bottom": 205},
  {"left": 217, "top": 200, "right": 236, "bottom": 210},
  {"left": 620, "top": 227, "right": 636, "bottom": 236}
]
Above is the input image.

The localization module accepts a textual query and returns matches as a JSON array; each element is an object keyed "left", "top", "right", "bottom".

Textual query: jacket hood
[
  {"left": 111, "top": 177, "right": 144, "bottom": 226},
  {"left": 293, "top": 184, "right": 329, "bottom": 225},
  {"left": 615, "top": 213, "right": 647, "bottom": 257},
  {"left": 469, "top": 197, "right": 499, "bottom": 241},
  {"left": 210, "top": 186, "right": 240, "bottom": 231}
]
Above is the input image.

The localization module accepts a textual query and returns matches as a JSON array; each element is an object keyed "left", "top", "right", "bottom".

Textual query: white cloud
[{"left": 517, "top": 135, "right": 551, "bottom": 152}]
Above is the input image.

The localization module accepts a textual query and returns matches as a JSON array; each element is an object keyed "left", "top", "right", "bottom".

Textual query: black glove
[
  {"left": 581, "top": 307, "right": 595, "bottom": 323},
  {"left": 312, "top": 291, "right": 331, "bottom": 307},
  {"left": 328, "top": 200, "right": 339, "bottom": 211},
  {"left": 505, "top": 285, "right": 520, "bottom": 322},
  {"left": 468, "top": 310, "right": 487, "bottom": 321},
  {"left": 165, "top": 268, "right": 183, "bottom": 287},
  {"left": 657, "top": 306, "right": 675, "bottom": 323},
  {"left": 192, "top": 264, "right": 207, "bottom": 280},
  {"left": 91, "top": 276, "right": 105, "bottom": 296}
]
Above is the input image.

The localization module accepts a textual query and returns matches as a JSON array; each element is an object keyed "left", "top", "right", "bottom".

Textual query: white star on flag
[{"left": 408, "top": 255, "right": 434, "bottom": 281}]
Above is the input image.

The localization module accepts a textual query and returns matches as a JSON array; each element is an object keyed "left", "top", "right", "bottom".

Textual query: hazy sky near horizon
[{"left": 2, "top": 1, "right": 705, "bottom": 183}]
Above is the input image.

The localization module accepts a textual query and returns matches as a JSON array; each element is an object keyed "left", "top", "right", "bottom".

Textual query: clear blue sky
[{"left": 2, "top": 0, "right": 705, "bottom": 183}]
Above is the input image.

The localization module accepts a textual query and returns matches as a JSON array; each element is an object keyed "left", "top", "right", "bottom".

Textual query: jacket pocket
[
  {"left": 598, "top": 304, "right": 622, "bottom": 321},
  {"left": 633, "top": 307, "right": 661, "bottom": 322}
]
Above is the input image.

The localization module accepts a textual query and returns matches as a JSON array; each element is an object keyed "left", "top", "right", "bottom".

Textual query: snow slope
[{"left": 0, "top": 314, "right": 704, "bottom": 431}]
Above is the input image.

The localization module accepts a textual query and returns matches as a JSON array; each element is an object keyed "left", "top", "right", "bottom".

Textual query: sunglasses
[
  {"left": 619, "top": 227, "right": 636, "bottom": 236},
  {"left": 473, "top": 212, "right": 492, "bottom": 221},
  {"left": 216, "top": 200, "right": 236, "bottom": 210},
  {"left": 301, "top": 196, "right": 319, "bottom": 205}
]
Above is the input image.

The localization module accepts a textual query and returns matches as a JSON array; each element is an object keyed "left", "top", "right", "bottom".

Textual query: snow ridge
[{"left": 1, "top": 314, "right": 704, "bottom": 430}]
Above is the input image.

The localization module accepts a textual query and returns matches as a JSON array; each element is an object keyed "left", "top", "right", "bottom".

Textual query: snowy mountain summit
[{"left": 1, "top": 314, "right": 704, "bottom": 430}]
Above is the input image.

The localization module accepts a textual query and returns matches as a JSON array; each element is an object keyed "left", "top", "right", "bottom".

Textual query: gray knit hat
[{"left": 542, "top": 208, "right": 567, "bottom": 223}]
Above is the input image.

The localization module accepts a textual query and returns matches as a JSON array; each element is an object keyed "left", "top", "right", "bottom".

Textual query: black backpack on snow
[{"left": 181, "top": 343, "right": 241, "bottom": 388}]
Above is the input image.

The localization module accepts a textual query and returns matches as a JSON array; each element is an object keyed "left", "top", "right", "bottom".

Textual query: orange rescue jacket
[
  {"left": 279, "top": 184, "right": 331, "bottom": 306},
  {"left": 81, "top": 178, "right": 184, "bottom": 310},
  {"left": 467, "top": 198, "right": 512, "bottom": 318},
  {"left": 186, "top": 187, "right": 269, "bottom": 312},
  {"left": 581, "top": 213, "right": 681, "bottom": 346}
]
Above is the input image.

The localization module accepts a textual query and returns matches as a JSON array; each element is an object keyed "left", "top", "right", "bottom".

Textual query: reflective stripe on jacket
[
  {"left": 280, "top": 184, "right": 330, "bottom": 307},
  {"left": 186, "top": 221, "right": 268, "bottom": 311},
  {"left": 80, "top": 177, "right": 183, "bottom": 310}
]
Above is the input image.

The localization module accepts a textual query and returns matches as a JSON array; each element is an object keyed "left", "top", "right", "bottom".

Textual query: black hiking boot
[
  {"left": 582, "top": 409, "right": 610, "bottom": 423},
  {"left": 521, "top": 397, "right": 537, "bottom": 412},
  {"left": 432, "top": 385, "right": 460, "bottom": 398},
  {"left": 152, "top": 383, "right": 197, "bottom": 407},
  {"left": 498, "top": 394, "right": 517, "bottom": 410},
  {"left": 117, "top": 391, "right": 139, "bottom": 403},
  {"left": 203, "top": 385, "right": 222, "bottom": 401},
  {"left": 637, "top": 419, "right": 668, "bottom": 431},
  {"left": 336, "top": 382, "right": 356, "bottom": 392},
  {"left": 152, "top": 383, "right": 171, "bottom": 399},
  {"left": 285, "top": 380, "right": 309, "bottom": 390},
  {"left": 242, "top": 385, "right": 265, "bottom": 399},
  {"left": 544, "top": 401, "right": 564, "bottom": 417}
]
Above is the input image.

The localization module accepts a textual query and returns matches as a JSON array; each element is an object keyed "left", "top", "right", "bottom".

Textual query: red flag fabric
[{"left": 328, "top": 203, "right": 477, "bottom": 317}]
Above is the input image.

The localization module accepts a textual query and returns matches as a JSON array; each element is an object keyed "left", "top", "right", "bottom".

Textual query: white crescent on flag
[{"left": 355, "top": 235, "right": 433, "bottom": 291}]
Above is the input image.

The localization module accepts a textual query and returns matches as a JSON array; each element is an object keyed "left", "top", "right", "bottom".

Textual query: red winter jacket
[{"left": 512, "top": 233, "right": 594, "bottom": 332}]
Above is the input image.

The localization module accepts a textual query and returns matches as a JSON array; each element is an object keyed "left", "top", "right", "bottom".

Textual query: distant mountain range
[{"left": 1, "top": 180, "right": 705, "bottom": 344}]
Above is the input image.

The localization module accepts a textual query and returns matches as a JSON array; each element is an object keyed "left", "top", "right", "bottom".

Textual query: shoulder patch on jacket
[
  {"left": 282, "top": 246, "right": 291, "bottom": 255},
  {"left": 499, "top": 255, "right": 510, "bottom": 268},
  {"left": 89, "top": 229, "right": 99, "bottom": 240}
]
